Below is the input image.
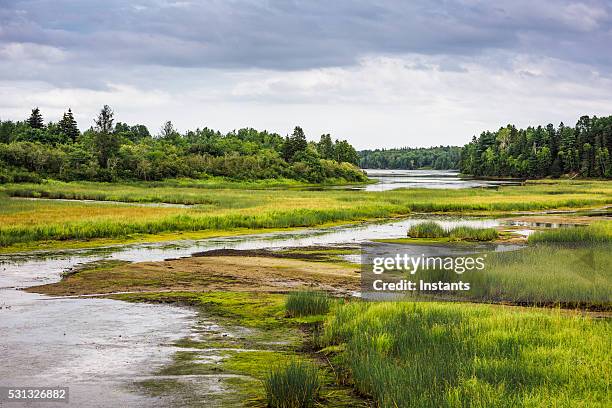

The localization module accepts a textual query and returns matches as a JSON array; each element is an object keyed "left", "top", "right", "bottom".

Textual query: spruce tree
[
  {"left": 27, "top": 107, "right": 44, "bottom": 129},
  {"left": 59, "top": 108, "right": 79, "bottom": 141},
  {"left": 93, "top": 105, "right": 119, "bottom": 168}
]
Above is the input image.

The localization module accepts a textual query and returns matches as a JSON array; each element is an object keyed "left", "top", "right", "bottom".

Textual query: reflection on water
[{"left": 357, "top": 169, "right": 523, "bottom": 191}]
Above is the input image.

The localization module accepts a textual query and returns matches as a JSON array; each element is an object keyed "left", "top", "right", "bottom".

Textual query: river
[{"left": 0, "top": 216, "right": 515, "bottom": 406}]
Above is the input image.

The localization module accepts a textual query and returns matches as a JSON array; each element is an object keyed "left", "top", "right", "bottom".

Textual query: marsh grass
[
  {"left": 285, "top": 291, "right": 332, "bottom": 317},
  {"left": 1, "top": 180, "right": 610, "bottom": 247},
  {"left": 409, "top": 245, "right": 611, "bottom": 307},
  {"left": 408, "top": 221, "right": 446, "bottom": 238},
  {"left": 321, "top": 301, "right": 611, "bottom": 407},
  {"left": 408, "top": 222, "right": 498, "bottom": 241},
  {"left": 528, "top": 221, "right": 612, "bottom": 244},
  {"left": 263, "top": 360, "right": 321, "bottom": 408},
  {"left": 447, "top": 225, "right": 498, "bottom": 241}
]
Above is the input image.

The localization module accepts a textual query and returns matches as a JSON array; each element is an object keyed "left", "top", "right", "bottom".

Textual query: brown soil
[{"left": 26, "top": 255, "right": 361, "bottom": 297}]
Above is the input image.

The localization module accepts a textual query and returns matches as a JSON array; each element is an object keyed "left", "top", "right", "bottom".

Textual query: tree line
[
  {"left": 460, "top": 115, "right": 612, "bottom": 178},
  {"left": 359, "top": 146, "right": 461, "bottom": 170},
  {"left": 0, "top": 106, "right": 365, "bottom": 184}
]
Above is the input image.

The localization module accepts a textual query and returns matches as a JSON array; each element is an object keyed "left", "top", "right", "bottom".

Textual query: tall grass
[
  {"left": 263, "top": 360, "right": 320, "bottom": 408},
  {"left": 528, "top": 221, "right": 612, "bottom": 244},
  {"left": 408, "top": 222, "right": 498, "bottom": 241},
  {"left": 410, "top": 245, "right": 611, "bottom": 306},
  {"left": 448, "top": 225, "right": 498, "bottom": 241},
  {"left": 408, "top": 221, "right": 445, "bottom": 238},
  {"left": 285, "top": 291, "right": 332, "bottom": 317},
  {"left": 320, "top": 301, "right": 611, "bottom": 407}
]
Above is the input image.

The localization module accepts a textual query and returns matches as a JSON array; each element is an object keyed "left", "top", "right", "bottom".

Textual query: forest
[
  {"left": 359, "top": 146, "right": 461, "bottom": 170},
  {"left": 0, "top": 106, "right": 365, "bottom": 184},
  {"left": 460, "top": 115, "right": 612, "bottom": 178}
]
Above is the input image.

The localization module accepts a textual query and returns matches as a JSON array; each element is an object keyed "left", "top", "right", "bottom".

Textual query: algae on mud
[{"left": 115, "top": 291, "right": 367, "bottom": 407}]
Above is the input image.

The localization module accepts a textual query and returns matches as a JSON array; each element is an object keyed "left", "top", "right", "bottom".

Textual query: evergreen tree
[
  {"left": 59, "top": 109, "right": 79, "bottom": 142},
  {"left": 282, "top": 126, "right": 308, "bottom": 162},
  {"left": 317, "top": 134, "right": 335, "bottom": 159},
  {"left": 28, "top": 108, "right": 44, "bottom": 129},
  {"left": 92, "top": 105, "right": 119, "bottom": 169}
]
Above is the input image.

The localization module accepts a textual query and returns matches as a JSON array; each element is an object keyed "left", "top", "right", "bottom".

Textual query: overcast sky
[{"left": 1, "top": 0, "right": 611, "bottom": 149}]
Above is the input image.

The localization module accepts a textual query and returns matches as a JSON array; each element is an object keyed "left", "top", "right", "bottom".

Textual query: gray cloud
[
  {"left": 1, "top": 0, "right": 611, "bottom": 74},
  {"left": 1, "top": 0, "right": 612, "bottom": 148}
]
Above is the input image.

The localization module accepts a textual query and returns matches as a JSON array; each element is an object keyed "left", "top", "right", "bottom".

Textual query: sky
[{"left": 1, "top": 0, "right": 611, "bottom": 149}]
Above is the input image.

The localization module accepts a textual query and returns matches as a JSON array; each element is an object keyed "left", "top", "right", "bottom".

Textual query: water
[
  {"left": 358, "top": 169, "right": 523, "bottom": 191},
  {"left": 0, "top": 216, "right": 510, "bottom": 406}
]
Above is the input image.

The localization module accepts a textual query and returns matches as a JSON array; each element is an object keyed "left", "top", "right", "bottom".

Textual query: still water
[{"left": 358, "top": 169, "right": 523, "bottom": 191}]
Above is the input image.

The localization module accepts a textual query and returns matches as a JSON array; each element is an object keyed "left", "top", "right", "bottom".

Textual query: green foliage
[
  {"left": 27, "top": 107, "right": 44, "bottom": 129},
  {"left": 58, "top": 109, "right": 79, "bottom": 142},
  {"left": 263, "top": 360, "right": 320, "bottom": 408},
  {"left": 359, "top": 146, "right": 461, "bottom": 169},
  {"left": 285, "top": 291, "right": 332, "bottom": 317},
  {"left": 461, "top": 115, "right": 612, "bottom": 179},
  {"left": 0, "top": 107, "right": 366, "bottom": 184}
]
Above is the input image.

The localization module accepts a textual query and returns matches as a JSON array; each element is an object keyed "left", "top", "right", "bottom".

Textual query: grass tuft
[
  {"left": 408, "top": 221, "right": 446, "bottom": 238},
  {"left": 408, "top": 222, "right": 498, "bottom": 241},
  {"left": 263, "top": 360, "right": 321, "bottom": 408},
  {"left": 285, "top": 291, "right": 332, "bottom": 317}
]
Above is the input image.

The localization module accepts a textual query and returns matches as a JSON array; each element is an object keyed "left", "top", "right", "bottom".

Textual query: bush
[
  {"left": 263, "top": 360, "right": 320, "bottom": 408},
  {"left": 408, "top": 221, "right": 446, "bottom": 238},
  {"left": 285, "top": 291, "right": 331, "bottom": 317}
]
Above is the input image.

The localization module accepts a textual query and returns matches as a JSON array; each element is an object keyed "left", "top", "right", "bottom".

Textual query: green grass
[
  {"left": 320, "top": 301, "right": 611, "bottom": 408},
  {"left": 408, "top": 221, "right": 498, "bottom": 241},
  {"left": 0, "top": 179, "right": 610, "bottom": 248},
  {"left": 396, "top": 245, "right": 611, "bottom": 307},
  {"left": 448, "top": 225, "right": 498, "bottom": 241},
  {"left": 263, "top": 360, "right": 321, "bottom": 408},
  {"left": 285, "top": 291, "right": 333, "bottom": 317},
  {"left": 408, "top": 221, "right": 446, "bottom": 238},
  {"left": 528, "top": 221, "right": 612, "bottom": 244}
]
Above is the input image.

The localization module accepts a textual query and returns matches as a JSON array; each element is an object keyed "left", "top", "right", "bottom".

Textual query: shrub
[
  {"left": 285, "top": 291, "right": 331, "bottom": 317},
  {"left": 263, "top": 360, "right": 320, "bottom": 408}
]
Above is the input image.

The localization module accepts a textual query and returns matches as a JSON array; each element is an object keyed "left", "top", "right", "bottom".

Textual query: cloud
[
  {"left": 0, "top": 0, "right": 611, "bottom": 148},
  {"left": 1, "top": 0, "right": 611, "bottom": 73}
]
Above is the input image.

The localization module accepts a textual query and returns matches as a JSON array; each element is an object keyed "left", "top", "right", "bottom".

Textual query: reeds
[
  {"left": 285, "top": 291, "right": 332, "bottom": 317},
  {"left": 528, "top": 221, "right": 612, "bottom": 244},
  {"left": 320, "top": 301, "right": 611, "bottom": 407},
  {"left": 263, "top": 360, "right": 320, "bottom": 408},
  {"left": 408, "top": 221, "right": 498, "bottom": 241}
]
